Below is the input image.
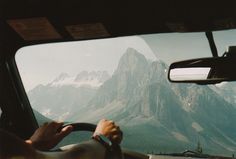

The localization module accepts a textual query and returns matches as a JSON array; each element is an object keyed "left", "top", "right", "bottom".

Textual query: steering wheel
[
  {"left": 63, "top": 122, "right": 97, "bottom": 131},
  {"left": 60, "top": 123, "right": 149, "bottom": 159},
  {"left": 61, "top": 123, "right": 123, "bottom": 159}
]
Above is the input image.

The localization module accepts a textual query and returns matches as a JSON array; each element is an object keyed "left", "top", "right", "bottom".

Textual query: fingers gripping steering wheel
[{"left": 61, "top": 123, "right": 123, "bottom": 159}]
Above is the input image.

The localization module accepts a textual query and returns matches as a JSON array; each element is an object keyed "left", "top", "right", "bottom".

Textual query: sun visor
[
  {"left": 66, "top": 23, "right": 110, "bottom": 40},
  {"left": 7, "top": 17, "right": 62, "bottom": 41}
]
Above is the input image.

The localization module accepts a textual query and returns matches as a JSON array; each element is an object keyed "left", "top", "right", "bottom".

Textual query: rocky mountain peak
[
  {"left": 115, "top": 48, "right": 148, "bottom": 75},
  {"left": 52, "top": 73, "right": 70, "bottom": 83}
]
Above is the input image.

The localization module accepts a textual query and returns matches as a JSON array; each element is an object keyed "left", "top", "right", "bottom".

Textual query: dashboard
[{"left": 150, "top": 156, "right": 199, "bottom": 159}]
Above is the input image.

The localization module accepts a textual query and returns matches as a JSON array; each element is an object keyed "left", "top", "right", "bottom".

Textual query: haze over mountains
[
  {"left": 50, "top": 71, "right": 110, "bottom": 88},
  {"left": 28, "top": 71, "right": 109, "bottom": 120},
  {"left": 28, "top": 48, "right": 236, "bottom": 156}
]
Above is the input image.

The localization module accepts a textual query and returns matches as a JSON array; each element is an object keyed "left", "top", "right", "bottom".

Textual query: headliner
[{"left": 0, "top": 0, "right": 236, "bottom": 61}]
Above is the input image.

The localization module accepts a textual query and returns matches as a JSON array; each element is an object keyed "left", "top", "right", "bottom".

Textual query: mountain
[
  {"left": 28, "top": 48, "right": 236, "bottom": 156},
  {"left": 70, "top": 48, "right": 236, "bottom": 155},
  {"left": 210, "top": 82, "right": 236, "bottom": 108},
  {"left": 28, "top": 71, "right": 110, "bottom": 120},
  {"left": 33, "top": 109, "right": 51, "bottom": 125}
]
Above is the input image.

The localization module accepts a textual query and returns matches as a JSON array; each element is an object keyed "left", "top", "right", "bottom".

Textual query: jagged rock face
[
  {"left": 80, "top": 48, "right": 236, "bottom": 154},
  {"left": 210, "top": 82, "right": 236, "bottom": 108},
  {"left": 29, "top": 48, "right": 236, "bottom": 155}
]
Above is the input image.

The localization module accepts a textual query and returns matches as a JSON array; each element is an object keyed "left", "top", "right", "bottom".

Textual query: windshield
[{"left": 16, "top": 30, "right": 236, "bottom": 157}]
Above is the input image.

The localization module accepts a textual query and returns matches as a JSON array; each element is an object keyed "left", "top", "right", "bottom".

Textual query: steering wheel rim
[{"left": 63, "top": 122, "right": 97, "bottom": 132}]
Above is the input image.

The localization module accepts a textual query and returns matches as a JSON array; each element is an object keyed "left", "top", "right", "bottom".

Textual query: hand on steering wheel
[
  {"left": 28, "top": 120, "right": 123, "bottom": 159},
  {"left": 93, "top": 119, "right": 123, "bottom": 144},
  {"left": 26, "top": 122, "right": 73, "bottom": 151},
  {"left": 62, "top": 120, "right": 123, "bottom": 159}
]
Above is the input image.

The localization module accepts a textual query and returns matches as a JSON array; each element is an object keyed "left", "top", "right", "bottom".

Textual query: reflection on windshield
[{"left": 16, "top": 31, "right": 236, "bottom": 157}]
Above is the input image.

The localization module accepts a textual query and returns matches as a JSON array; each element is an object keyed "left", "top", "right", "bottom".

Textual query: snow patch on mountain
[
  {"left": 215, "top": 82, "right": 228, "bottom": 88},
  {"left": 50, "top": 71, "right": 110, "bottom": 88},
  {"left": 182, "top": 102, "right": 194, "bottom": 112},
  {"left": 171, "top": 132, "right": 189, "bottom": 143},
  {"left": 192, "top": 122, "right": 203, "bottom": 132}
]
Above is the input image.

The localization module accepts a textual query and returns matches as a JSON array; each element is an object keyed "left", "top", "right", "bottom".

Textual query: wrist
[
  {"left": 92, "top": 133, "right": 112, "bottom": 150},
  {"left": 25, "top": 139, "right": 47, "bottom": 151},
  {"left": 93, "top": 132, "right": 108, "bottom": 138}
]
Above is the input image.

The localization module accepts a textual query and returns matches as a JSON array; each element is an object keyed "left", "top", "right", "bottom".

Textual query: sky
[
  {"left": 16, "top": 29, "right": 236, "bottom": 91},
  {"left": 141, "top": 30, "right": 236, "bottom": 64}
]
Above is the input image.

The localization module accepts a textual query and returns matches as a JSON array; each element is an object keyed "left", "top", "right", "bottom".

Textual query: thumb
[{"left": 57, "top": 125, "right": 73, "bottom": 140}]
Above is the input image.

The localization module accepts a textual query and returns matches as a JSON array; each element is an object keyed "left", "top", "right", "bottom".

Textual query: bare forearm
[{"left": 0, "top": 129, "right": 36, "bottom": 159}]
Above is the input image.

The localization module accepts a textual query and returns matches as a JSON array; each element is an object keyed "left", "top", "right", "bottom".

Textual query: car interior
[{"left": 1, "top": 0, "right": 236, "bottom": 159}]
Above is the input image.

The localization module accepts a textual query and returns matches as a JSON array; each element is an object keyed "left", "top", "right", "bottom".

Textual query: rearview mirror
[{"left": 168, "top": 47, "right": 236, "bottom": 84}]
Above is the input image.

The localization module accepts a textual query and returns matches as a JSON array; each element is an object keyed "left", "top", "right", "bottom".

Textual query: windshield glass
[{"left": 16, "top": 30, "right": 236, "bottom": 157}]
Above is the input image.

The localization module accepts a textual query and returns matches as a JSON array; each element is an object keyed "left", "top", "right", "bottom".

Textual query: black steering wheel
[
  {"left": 61, "top": 122, "right": 123, "bottom": 159},
  {"left": 63, "top": 122, "right": 97, "bottom": 132}
]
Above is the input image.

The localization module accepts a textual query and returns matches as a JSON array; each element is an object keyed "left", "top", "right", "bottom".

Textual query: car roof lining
[{"left": 1, "top": 0, "right": 236, "bottom": 62}]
